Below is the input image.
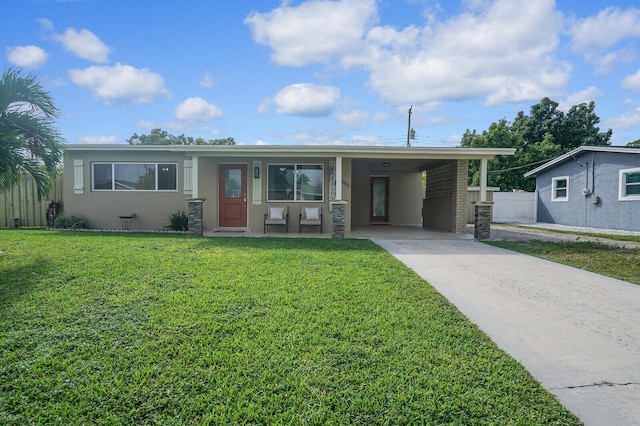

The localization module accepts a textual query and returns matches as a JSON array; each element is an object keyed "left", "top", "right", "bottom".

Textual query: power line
[{"left": 488, "top": 157, "right": 553, "bottom": 174}]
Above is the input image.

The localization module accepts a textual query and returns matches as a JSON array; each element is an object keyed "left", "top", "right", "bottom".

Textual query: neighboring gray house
[{"left": 524, "top": 146, "right": 640, "bottom": 232}]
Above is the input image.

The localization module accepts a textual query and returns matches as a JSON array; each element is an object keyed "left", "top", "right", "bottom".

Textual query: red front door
[{"left": 219, "top": 164, "right": 247, "bottom": 227}]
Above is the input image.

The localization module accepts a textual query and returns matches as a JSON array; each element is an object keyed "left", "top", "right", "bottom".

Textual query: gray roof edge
[
  {"left": 64, "top": 144, "right": 516, "bottom": 159},
  {"left": 523, "top": 145, "right": 640, "bottom": 178}
]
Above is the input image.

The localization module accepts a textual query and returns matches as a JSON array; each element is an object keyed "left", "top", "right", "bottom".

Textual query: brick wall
[{"left": 423, "top": 160, "right": 468, "bottom": 233}]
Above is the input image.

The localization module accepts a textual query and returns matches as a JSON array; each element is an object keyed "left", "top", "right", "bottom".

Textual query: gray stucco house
[{"left": 524, "top": 146, "right": 640, "bottom": 232}]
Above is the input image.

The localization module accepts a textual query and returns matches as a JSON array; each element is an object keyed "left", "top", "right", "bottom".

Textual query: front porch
[{"left": 203, "top": 224, "right": 473, "bottom": 240}]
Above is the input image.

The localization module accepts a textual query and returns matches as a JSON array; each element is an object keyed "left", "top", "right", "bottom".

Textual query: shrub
[
  {"left": 53, "top": 214, "right": 89, "bottom": 229},
  {"left": 166, "top": 210, "right": 188, "bottom": 231}
]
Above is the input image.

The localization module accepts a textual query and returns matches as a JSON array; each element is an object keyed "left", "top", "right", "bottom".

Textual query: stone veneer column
[
  {"left": 186, "top": 198, "right": 205, "bottom": 236},
  {"left": 330, "top": 201, "right": 347, "bottom": 238},
  {"left": 474, "top": 203, "right": 491, "bottom": 240}
]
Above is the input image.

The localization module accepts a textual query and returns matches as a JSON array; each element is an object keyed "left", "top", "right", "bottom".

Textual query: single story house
[
  {"left": 524, "top": 146, "right": 640, "bottom": 232},
  {"left": 62, "top": 144, "right": 514, "bottom": 236}
]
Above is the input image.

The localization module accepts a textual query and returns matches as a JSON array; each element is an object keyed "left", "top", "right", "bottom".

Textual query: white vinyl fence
[{"left": 492, "top": 191, "right": 536, "bottom": 223}]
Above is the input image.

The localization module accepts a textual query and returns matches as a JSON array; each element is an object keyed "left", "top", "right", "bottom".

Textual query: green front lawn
[
  {"left": 488, "top": 240, "right": 640, "bottom": 286},
  {"left": 0, "top": 230, "right": 579, "bottom": 425}
]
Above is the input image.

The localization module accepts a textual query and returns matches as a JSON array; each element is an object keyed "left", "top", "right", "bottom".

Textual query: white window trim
[
  {"left": 266, "top": 163, "right": 325, "bottom": 203},
  {"left": 551, "top": 176, "right": 569, "bottom": 202},
  {"left": 619, "top": 167, "right": 640, "bottom": 201},
  {"left": 92, "top": 162, "right": 179, "bottom": 192}
]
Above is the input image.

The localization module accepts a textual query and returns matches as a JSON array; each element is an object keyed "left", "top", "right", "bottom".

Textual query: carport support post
[
  {"left": 480, "top": 158, "right": 488, "bottom": 203},
  {"left": 474, "top": 203, "right": 491, "bottom": 240},
  {"left": 330, "top": 201, "right": 347, "bottom": 238},
  {"left": 186, "top": 198, "right": 206, "bottom": 236}
]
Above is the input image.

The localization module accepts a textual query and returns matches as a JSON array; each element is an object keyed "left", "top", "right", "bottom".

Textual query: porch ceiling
[{"left": 353, "top": 158, "right": 450, "bottom": 173}]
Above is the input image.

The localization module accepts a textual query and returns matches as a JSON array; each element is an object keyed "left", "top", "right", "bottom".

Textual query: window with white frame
[
  {"left": 551, "top": 176, "right": 569, "bottom": 201},
  {"left": 619, "top": 167, "right": 640, "bottom": 201},
  {"left": 92, "top": 163, "right": 177, "bottom": 191},
  {"left": 267, "top": 164, "right": 324, "bottom": 201}
]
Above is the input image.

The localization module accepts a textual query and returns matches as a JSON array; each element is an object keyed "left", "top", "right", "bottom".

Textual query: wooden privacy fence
[{"left": 1, "top": 174, "right": 63, "bottom": 228}]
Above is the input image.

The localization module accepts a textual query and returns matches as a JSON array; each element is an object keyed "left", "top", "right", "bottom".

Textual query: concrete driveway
[{"left": 374, "top": 238, "right": 640, "bottom": 426}]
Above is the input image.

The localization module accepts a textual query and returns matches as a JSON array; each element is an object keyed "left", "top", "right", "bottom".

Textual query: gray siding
[{"left": 535, "top": 151, "right": 640, "bottom": 231}]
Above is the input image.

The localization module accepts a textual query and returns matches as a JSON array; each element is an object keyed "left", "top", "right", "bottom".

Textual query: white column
[
  {"left": 335, "top": 156, "right": 343, "bottom": 201},
  {"left": 480, "top": 158, "right": 488, "bottom": 203},
  {"left": 192, "top": 155, "right": 199, "bottom": 198}
]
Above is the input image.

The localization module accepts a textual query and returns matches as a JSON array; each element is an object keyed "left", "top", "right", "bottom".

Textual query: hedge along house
[
  {"left": 62, "top": 144, "right": 515, "bottom": 237},
  {"left": 524, "top": 146, "right": 640, "bottom": 232}
]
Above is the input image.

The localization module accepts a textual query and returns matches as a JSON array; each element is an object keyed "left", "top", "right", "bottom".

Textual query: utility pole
[{"left": 406, "top": 105, "right": 413, "bottom": 147}]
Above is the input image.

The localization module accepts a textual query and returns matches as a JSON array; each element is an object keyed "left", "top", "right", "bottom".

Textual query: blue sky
[{"left": 3, "top": 0, "right": 640, "bottom": 146}]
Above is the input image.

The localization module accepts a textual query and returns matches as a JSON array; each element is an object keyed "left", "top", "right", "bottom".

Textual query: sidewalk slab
[{"left": 374, "top": 239, "right": 640, "bottom": 426}]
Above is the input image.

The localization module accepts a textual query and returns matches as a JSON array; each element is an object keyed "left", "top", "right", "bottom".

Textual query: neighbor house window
[
  {"left": 267, "top": 164, "right": 324, "bottom": 201},
  {"left": 551, "top": 176, "right": 569, "bottom": 202},
  {"left": 92, "top": 163, "right": 177, "bottom": 191},
  {"left": 619, "top": 167, "right": 640, "bottom": 201}
]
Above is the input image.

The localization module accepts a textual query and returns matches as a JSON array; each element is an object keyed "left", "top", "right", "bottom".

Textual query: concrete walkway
[{"left": 374, "top": 238, "right": 640, "bottom": 426}]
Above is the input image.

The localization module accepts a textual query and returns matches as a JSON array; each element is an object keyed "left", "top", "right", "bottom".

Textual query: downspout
[{"left": 584, "top": 162, "right": 589, "bottom": 227}]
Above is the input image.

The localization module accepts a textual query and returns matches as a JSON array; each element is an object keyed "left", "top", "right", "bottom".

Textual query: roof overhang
[
  {"left": 524, "top": 145, "right": 640, "bottom": 178},
  {"left": 65, "top": 144, "right": 515, "bottom": 161}
]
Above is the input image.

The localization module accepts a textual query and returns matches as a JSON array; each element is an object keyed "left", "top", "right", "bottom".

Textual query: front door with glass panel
[
  {"left": 370, "top": 176, "right": 389, "bottom": 222},
  {"left": 219, "top": 164, "right": 247, "bottom": 227}
]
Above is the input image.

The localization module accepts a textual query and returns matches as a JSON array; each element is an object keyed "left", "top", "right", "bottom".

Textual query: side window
[
  {"left": 619, "top": 168, "right": 640, "bottom": 201},
  {"left": 551, "top": 176, "right": 569, "bottom": 202}
]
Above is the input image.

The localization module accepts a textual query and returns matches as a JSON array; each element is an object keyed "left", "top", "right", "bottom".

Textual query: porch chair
[
  {"left": 264, "top": 205, "right": 288, "bottom": 233},
  {"left": 299, "top": 206, "right": 322, "bottom": 234}
]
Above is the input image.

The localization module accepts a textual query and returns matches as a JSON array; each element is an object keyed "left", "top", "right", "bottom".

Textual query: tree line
[
  {"left": 127, "top": 128, "right": 235, "bottom": 146},
  {"left": 460, "top": 97, "right": 615, "bottom": 191}
]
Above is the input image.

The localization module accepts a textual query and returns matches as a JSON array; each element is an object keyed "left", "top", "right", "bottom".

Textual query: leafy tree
[
  {"left": 0, "top": 68, "right": 65, "bottom": 199},
  {"left": 462, "top": 98, "right": 611, "bottom": 191},
  {"left": 627, "top": 139, "right": 640, "bottom": 147},
  {"left": 127, "top": 128, "right": 235, "bottom": 145}
]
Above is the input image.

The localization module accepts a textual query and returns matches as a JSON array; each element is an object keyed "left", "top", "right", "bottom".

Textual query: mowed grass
[
  {"left": 0, "top": 230, "right": 579, "bottom": 425},
  {"left": 488, "top": 240, "right": 640, "bottom": 286}
]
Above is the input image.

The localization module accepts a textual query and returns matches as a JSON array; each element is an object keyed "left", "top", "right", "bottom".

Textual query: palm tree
[{"left": 0, "top": 68, "right": 65, "bottom": 199}]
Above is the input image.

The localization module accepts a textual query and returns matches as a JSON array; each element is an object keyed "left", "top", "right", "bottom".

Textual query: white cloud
[
  {"left": 560, "top": 86, "right": 603, "bottom": 110},
  {"left": 38, "top": 18, "right": 54, "bottom": 32},
  {"left": 336, "top": 109, "right": 369, "bottom": 129},
  {"left": 69, "top": 63, "right": 170, "bottom": 105},
  {"left": 621, "top": 69, "right": 640, "bottom": 90},
  {"left": 607, "top": 107, "right": 640, "bottom": 130},
  {"left": 53, "top": 27, "right": 111, "bottom": 63},
  {"left": 444, "top": 134, "right": 463, "bottom": 147},
  {"left": 569, "top": 7, "right": 640, "bottom": 71},
  {"left": 273, "top": 83, "right": 340, "bottom": 116},
  {"left": 570, "top": 7, "right": 640, "bottom": 52},
  {"left": 77, "top": 135, "right": 121, "bottom": 144},
  {"left": 257, "top": 97, "right": 273, "bottom": 116},
  {"left": 248, "top": 0, "right": 567, "bottom": 106},
  {"left": 136, "top": 120, "right": 156, "bottom": 130},
  {"left": 175, "top": 97, "right": 224, "bottom": 122},
  {"left": 200, "top": 72, "right": 214, "bottom": 88},
  {"left": 6, "top": 45, "right": 48, "bottom": 68},
  {"left": 245, "top": 0, "right": 377, "bottom": 66},
  {"left": 372, "top": 112, "right": 390, "bottom": 125},
  {"left": 363, "top": 0, "right": 567, "bottom": 105}
]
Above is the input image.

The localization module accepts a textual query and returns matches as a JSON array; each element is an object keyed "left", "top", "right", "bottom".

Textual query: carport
[{"left": 336, "top": 147, "right": 515, "bottom": 235}]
